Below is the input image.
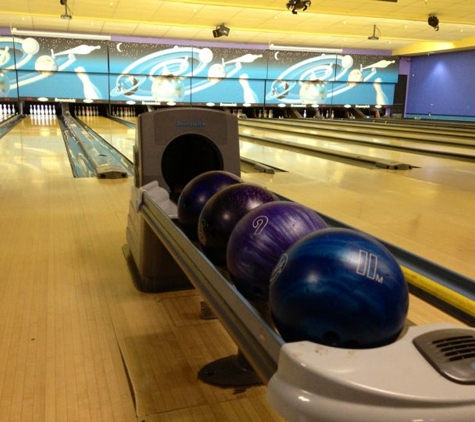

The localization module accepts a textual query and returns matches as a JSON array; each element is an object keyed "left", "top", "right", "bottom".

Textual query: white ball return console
[{"left": 268, "top": 323, "right": 475, "bottom": 421}]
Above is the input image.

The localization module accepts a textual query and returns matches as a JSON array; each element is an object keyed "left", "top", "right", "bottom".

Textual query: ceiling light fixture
[
  {"left": 11, "top": 28, "right": 111, "bottom": 40},
  {"left": 60, "top": 0, "right": 73, "bottom": 20},
  {"left": 286, "top": 0, "right": 311, "bottom": 15},
  {"left": 428, "top": 14, "right": 440, "bottom": 31},
  {"left": 368, "top": 25, "right": 381, "bottom": 40},
  {"left": 212, "top": 23, "right": 230, "bottom": 38}
]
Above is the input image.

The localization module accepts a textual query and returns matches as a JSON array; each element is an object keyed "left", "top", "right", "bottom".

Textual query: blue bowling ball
[
  {"left": 177, "top": 170, "right": 242, "bottom": 239},
  {"left": 227, "top": 201, "right": 327, "bottom": 305},
  {"left": 269, "top": 228, "right": 409, "bottom": 349},
  {"left": 198, "top": 183, "right": 278, "bottom": 265}
]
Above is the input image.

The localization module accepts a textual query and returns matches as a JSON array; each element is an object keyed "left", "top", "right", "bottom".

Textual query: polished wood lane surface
[
  {"left": 79, "top": 116, "right": 135, "bottom": 162},
  {"left": 238, "top": 145, "right": 475, "bottom": 282},
  {"left": 0, "top": 116, "right": 283, "bottom": 421},
  {"left": 239, "top": 121, "right": 475, "bottom": 169}
]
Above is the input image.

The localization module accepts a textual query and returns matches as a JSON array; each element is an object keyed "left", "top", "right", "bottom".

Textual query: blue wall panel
[{"left": 406, "top": 50, "right": 475, "bottom": 118}]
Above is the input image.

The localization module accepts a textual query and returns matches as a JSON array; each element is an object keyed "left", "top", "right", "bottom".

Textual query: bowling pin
[
  {"left": 373, "top": 77, "right": 388, "bottom": 105},
  {"left": 228, "top": 53, "right": 263, "bottom": 64},
  {"left": 362, "top": 60, "right": 395, "bottom": 70},
  {"left": 53, "top": 44, "right": 101, "bottom": 57},
  {"left": 75, "top": 66, "right": 101, "bottom": 100},
  {"left": 239, "top": 74, "right": 258, "bottom": 105}
]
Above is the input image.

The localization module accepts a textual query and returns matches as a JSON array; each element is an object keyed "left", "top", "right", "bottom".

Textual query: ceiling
[{"left": 2, "top": 0, "right": 475, "bottom": 56}]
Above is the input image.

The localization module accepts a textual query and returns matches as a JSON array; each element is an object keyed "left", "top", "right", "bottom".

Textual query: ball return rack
[
  {"left": 125, "top": 180, "right": 475, "bottom": 421},
  {"left": 125, "top": 108, "right": 475, "bottom": 420}
]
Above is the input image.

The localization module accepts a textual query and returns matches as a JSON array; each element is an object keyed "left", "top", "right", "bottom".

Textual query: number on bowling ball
[
  {"left": 198, "top": 183, "right": 278, "bottom": 265},
  {"left": 227, "top": 201, "right": 327, "bottom": 304}
]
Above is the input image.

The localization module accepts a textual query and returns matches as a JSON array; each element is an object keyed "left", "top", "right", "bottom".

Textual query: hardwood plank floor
[{"left": 0, "top": 117, "right": 282, "bottom": 421}]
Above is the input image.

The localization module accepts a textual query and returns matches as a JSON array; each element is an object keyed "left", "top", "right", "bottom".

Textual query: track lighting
[
  {"left": 212, "top": 23, "right": 230, "bottom": 38},
  {"left": 286, "top": 0, "right": 311, "bottom": 15},
  {"left": 428, "top": 14, "right": 439, "bottom": 31}
]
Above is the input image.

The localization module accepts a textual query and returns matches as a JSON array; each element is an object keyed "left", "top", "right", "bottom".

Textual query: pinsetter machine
[{"left": 125, "top": 107, "right": 475, "bottom": 421}]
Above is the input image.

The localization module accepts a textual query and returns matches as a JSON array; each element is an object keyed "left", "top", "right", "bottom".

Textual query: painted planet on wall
[
  {"left": 110, "top": 73, "right": 147, "bottom": 97},
  {"left": 266, "top": 79, "right": 296, "bottom": 101},
  {"left": 34, "top": 55, "right": 58, "bottom": 75},
  {"left": 22, "top": 37, "right": 40, "bottom": 55},
  {"left": 347, "top": 68, "right": 363, "bottom": 87},
  {"left": 151, "top": 74, "right": 185, "bottom": 101},
  {"left": 300, "top": 79, "right": 327, "bottom": 103}
]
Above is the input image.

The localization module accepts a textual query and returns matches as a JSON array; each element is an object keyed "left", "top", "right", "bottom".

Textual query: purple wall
[{"left": 406, "top": 50, "right": 475, "bottom": 118}]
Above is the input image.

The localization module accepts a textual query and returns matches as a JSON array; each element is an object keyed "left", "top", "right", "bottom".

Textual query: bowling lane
[
  {"left": 350, "top": 118, "right": 475, "bottom": 138},
  {"left": 238, "top": 125, "right": 475, "bottom": 291},
  {"left": 0, "top": 115, "right": 73, "bottom": 179},
  {"left": 77, "top": 115, "right": 135, "bottom": 162},
  {"left": 239, "top": 121, "right": 475, "bottom": 169},
  {"left": 297, "top": 119, "right": 475, "bottom": 145},
  {"left": 243, "top": 163, "right": 475, "bottom": 283},
  {"left": 239, "top": 136, "right": 475, "bottom": 193}
]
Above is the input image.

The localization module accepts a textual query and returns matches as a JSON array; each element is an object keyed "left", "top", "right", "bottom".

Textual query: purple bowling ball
[
  {"left": 227, "top": 201, "right": 327, "bottom": 305},
  {"left": 198, "top": 183, "right": 278, "bottom": 265},
  {"left": 177, "top": 170, "right": 242, "bottom": 239}
]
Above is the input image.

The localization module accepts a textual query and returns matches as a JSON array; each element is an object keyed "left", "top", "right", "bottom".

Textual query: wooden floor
[{"left": 0, "top": 115, "right": 471, "bottom": 421}]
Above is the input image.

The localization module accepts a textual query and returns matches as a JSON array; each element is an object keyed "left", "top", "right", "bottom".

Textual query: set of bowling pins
[
  {"left": 0, "top": 103, "right": 16, "bottom": 116},
  {"left": 74, "top": 106, "right": 99, "bottom": 116},
  {"left": 30, "top": 112, "right": 56, "bottom": 125},
  {"left": 111, "top": 107, "right": 135, "bottom": 117},
  {"left": 313, "top": 109, "right": 334, "bottom": 119},
  {"left": 258, "top": 109, "right": 274, "bottom": 118},
  {"left": 30, "top": 104, "right": 56, "bottom": 116}
]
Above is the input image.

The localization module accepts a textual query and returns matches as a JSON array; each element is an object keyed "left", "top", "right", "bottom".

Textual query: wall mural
[{"left": 0, "top": 35, "right": 400, "bottom": 109}]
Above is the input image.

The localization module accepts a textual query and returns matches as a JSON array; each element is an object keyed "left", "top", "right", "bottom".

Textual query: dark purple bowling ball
[
  {"left": 198, "top": 183, "right": 278, "bottom": 265},
  {"left": 227, "top": 201, "right": 327, "bottom": 305},
  {"left": 269, "top": 228, "right": 409, "bottom": 349},
  {"left": 177, "top": 170, "right": 242, "bottom": 239}
]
